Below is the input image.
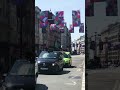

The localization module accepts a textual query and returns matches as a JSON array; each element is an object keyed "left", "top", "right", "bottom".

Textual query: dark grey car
[
  {"left": 36, "top": 51, "right": 64, "bottom": 73},
  {"left": 2, "top": 60, "right": 38, "bottom": 90}
]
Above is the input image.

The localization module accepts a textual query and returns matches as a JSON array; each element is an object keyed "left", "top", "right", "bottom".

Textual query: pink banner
[
  {"left": 40, "top": 11, "right": 49, "bottom": 28},
  {"left": 69, "top": 24, "right": 74, "bottom": 33},
  {"left": 72, "top": 10, "right": 81, "bottom": 27}
]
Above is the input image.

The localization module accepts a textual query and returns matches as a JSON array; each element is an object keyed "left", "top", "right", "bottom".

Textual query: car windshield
[
  {"left": 39, "top": 51, "right": 58, "bottom": 59},
  {"left": 63, "top": 53, "right": 70, "bottom": 58},
  {"left": 9, "top": 61, "right": 34, "bottom": 76}
]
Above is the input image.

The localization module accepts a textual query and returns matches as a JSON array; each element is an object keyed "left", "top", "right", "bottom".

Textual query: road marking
[
  {"left": 78, "top": 60, "right": 84, "bottom": 67},
  {"left": 81, "top": 62, "right": 85, "bottom": 90},
  {"left": 65, "top": 80, "right": 77, "bottom": 86},
  {"left": 77, "top": 68, "right": 81, "bottom": 71}
]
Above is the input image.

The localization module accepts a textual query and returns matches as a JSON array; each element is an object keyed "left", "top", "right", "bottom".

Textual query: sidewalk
[
  {"left": 87, "top": 66, "right": 120, "bottom": 74},
  {"left": 87, "top": 67, "right": 120, "bottom": 90},
  {"left": 81, "top": 61, "right": 85, "bottom": 90}
]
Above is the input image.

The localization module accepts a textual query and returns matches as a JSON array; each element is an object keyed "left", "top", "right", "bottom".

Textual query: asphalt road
[
  {"left": 36, "top": 55, "right": 85, "bottom": 90},
  {"left": 87, "top": 67, "right": 120, "bottom": 90}
]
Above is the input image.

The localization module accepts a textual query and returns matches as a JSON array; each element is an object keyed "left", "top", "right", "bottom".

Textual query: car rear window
[{"left": 9, "top": 61, "right": 35, "bottom": 75}]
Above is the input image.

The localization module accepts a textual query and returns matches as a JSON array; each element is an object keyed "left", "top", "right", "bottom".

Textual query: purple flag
[
  {"left": 72, "top": 10, "right": 81, "bottom": 27},
  {"left": 69, "top": 24, "right": 74, "bottom": 33},
  {"left": 40, "top": 11, "right": 48, "bottom": 28},
  {"left": 79, "top": 23, "right": 84, "bottom": 33},
  {"left": 50, "top": 24, "right": 57, "bottom": 31}
]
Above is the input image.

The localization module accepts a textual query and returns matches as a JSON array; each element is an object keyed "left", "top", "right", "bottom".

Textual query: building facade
[
  {"left": 47, "top": 25, "right": 61, "bottom": 50},
  {"left": 0, "top": 0, "right": 35, "bottom": 74},
  {"left": 75, "top": 35, "right": 85, "bottom": 54},
  {"left": 0, "top": 0, "right": 17, "bottom": 72},
  {"left": 35, "top": 6, "right": 41, "bottom": 55},
  {"left": 61, "top": 25, "right": 71, "bottom": 51},
  {"left": 100, "top": 22, "right": 120, "bottom": 66}
]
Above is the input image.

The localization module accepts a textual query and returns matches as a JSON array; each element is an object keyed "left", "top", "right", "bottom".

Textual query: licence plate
[{"left": 41, "top": 68, "right": 48, "bottom": 70}]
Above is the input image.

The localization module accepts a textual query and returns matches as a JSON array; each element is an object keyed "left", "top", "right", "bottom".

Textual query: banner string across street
[{"left": 39, "top": 10, "right": 84, "bottom": 33}]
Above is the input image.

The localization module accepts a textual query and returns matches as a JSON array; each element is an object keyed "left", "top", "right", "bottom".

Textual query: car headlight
[
  {"left": 37, "top": 61, "right": 41, "bottom": 63},
  {"left": 52, "top": 63, "right": 56, "bottom": 66}
]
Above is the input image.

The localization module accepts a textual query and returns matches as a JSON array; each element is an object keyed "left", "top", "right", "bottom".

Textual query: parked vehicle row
[{"left": 1, "top": 50, "right": 72, "bottom": 90}]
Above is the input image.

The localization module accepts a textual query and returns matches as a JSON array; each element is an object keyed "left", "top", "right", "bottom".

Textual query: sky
[{"left": 35, "top": 0, "right": 85, "bottom": 42}]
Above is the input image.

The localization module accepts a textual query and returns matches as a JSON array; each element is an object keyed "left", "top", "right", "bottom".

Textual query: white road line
[
  {"left": 77, "top": 69, "right": 81, "bottom": 71},
  {"left": 65, "top": 80, "right": 77, "bottom": 86},
  {"left": 81, "top": 62, "right": 85, "bottom": 90}
]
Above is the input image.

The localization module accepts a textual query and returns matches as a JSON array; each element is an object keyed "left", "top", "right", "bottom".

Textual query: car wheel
[
  {"left": 60, "top": 66, "right": 63, "bottom": 71},
  {"left": 30, "top": 86, "right": 35, "bottom": 90},
  {"left": 67, "top": 62, "right": 71, "bottom": 67},
  {"left": 55, "top": 66, "right": 59, "bottom": 72},
  {"left": 70, "top": 62, "right": 72, "bottom": 67}
]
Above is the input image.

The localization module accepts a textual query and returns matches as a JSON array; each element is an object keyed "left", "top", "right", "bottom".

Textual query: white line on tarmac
[
  {"left": 65, "top": 80, "right": 77, "bottom": 86},
  {"left": 77, "top": 69, "right": 81, "bottom": 71}
]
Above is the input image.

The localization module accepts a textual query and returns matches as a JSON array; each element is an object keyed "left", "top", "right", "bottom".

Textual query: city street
[
  {"left": 87, "top": 67, "right": 120, "bottom": 90},
  {"left": 36, "top": 55, "right": 85, "bottom": 90}
]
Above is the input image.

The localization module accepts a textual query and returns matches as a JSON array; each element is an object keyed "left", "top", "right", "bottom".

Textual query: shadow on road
[
  {"left": 39, "top": 70, "right": 70, "bottom": 75},
  {"left": 64, "top": 65, "right": 77, "bottom": 68},
  {"left": 71, "top": 54, "right": 80, "bottom": 56},
  {"left": 58, "top": 70, "right": 70, "bottom": 75},
  {"left": 36, "top": 84, "right": 48, "bottom": 90}
]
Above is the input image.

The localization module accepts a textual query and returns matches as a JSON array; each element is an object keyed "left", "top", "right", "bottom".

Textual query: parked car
[
  {"left": 63, "top": 52, "right": 72, "bottom": 67},
  {"left": 36, "top": 51, "right": 64, "bottom": 73},
  {"left": 2, "top": 60, "right": 38, "bottom": 90}
]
